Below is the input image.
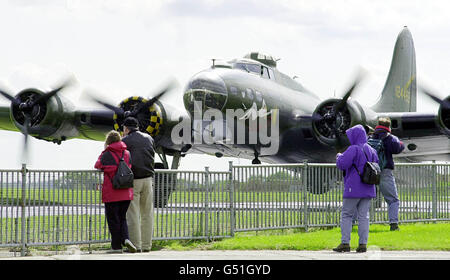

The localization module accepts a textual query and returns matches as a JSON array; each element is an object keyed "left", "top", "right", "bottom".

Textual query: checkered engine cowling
[{"left": 113, "top": 96, "right": 164, "bottom": 137}]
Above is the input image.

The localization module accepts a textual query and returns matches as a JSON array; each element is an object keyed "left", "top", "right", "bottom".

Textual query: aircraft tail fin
[{"left": 371, "top": 27, "right": 417, "bottom": 113}]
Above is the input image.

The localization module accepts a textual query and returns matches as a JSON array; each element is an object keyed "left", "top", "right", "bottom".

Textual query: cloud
[{"left": 0, "top": 0, "right": 449, "bottom": 169}]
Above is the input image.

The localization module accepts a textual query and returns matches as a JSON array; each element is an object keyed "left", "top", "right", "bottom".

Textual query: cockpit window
[
  {"left": 184, "top": 71, "right": 228, "bottom": 115},
  {"left": 255, "top": 90, "right": 263, "bottom": 104},
  {"left": 246, "top": 88, "right": 254, "bottom": 100},
  {"left": 230, "top": 86, "right": 238, "bottom": 95},
  {"left": 262, "top": 67, "right": 270, "bottom": 79},
  {"left": 235, "top": 63, "right": 261, "bottom": 75}
]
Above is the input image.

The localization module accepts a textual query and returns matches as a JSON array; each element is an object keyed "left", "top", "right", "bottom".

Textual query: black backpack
[
  {"left": 111, "top": 151, "right": 134, "bottom": 189},
  {"left": 367, "top": 133, "right": 389, "bottom": 170},
  {"left": 352, "top": 146, "right": 381, "bottom": 185}
]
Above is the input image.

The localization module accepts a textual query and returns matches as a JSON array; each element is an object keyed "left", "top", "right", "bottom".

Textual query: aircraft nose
[{"left": 184, "top": 71, "right": 228, "bottom": 115}]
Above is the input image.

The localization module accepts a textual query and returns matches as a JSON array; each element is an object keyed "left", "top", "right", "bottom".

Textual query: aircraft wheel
[{"left": 252, "top": 158, "right": 261, "bottom": 164}]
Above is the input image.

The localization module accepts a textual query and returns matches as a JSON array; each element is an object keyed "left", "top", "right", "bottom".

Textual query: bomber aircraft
[{"left": 0, "top": 26, "right": 449, "bottom": 176}]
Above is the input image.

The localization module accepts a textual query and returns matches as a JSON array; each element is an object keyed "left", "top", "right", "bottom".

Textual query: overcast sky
[{"left": 0, "top": 0, "right": 449, "bottom": 170}]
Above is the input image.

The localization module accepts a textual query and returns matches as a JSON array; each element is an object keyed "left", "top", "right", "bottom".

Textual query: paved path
[{"left": 2, "top": 247, "right": 450, "bottom": 260}]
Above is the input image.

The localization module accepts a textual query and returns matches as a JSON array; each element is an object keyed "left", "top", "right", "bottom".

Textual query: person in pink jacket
[{"left": 95, "top": 130, "right": 137, "bottom": 253}]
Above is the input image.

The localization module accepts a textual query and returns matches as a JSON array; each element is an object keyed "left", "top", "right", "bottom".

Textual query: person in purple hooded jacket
[{"left": 333, "top": 124, "right": 378, "bottom": 253}]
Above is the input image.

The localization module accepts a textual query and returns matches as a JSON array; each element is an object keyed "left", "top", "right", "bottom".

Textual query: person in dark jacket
[
  {"left": 95, "top": 130, "right": 137, "bottom": 253},
  {"left": 121, "top": 117, "right": 155, "bottom": 252},
  {"left": 370, "top": 117, "right": 405, "bottom": 231},
  {"left": 334, "top": 125, "right": 378, "bottom": 253}
]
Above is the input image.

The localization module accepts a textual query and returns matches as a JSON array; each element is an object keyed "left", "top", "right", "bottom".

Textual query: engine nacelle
[
  {"left": 438, "top": 96, "right": 450, "bottom": 137},
  {"left": 10, "top": 88, "right": 68, "bottom": 142},
  {"left": 113, "top": 96, "right": 165, "bottom": 137},
  {"left": 311, "top": 98, "right": 369, "bottom": 147},
  {"left": 112, "top": 96, "right": 190, "bottom": 153}
]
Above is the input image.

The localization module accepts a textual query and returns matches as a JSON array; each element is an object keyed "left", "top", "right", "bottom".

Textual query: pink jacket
[{"left": 95, "top": 141, "right": 133, "bottom": 203}]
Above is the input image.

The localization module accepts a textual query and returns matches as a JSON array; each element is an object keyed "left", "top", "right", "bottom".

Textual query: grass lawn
[{"left": 154, "top": 222, "right": 450, "bottom": 251}]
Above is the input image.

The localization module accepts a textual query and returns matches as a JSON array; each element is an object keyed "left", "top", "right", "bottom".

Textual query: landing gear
[
  {"left": 154, "top": 150, "right": 180, "bottom": 208},
  {"left": 252, "top": 152, "right": 261, "bottom": 164}
]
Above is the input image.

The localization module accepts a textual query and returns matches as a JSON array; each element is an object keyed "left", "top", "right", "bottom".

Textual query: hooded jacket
[
  {"left": 95, "top": 141, "right": 133, "bottom": 203},
  {"left": 371, "top": 126, "right": 405, "bottom": 170},
  {"left": 336, "top": 125, "right": 378, "bottom": 198}
]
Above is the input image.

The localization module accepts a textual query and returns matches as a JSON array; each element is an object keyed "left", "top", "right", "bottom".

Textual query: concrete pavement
[{"left": 1, "top": 246, "right": 450, "bottom": 260}]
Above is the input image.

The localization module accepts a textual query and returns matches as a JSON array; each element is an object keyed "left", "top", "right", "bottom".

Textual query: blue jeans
[
  {"left": 341, "top": 198, "right": 371, "bottom": 245},
  {"left": 379, "top": 169, "right": 400, "bottom": 223}
]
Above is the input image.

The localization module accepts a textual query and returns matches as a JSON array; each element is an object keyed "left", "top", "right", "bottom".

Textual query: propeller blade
[
  {"left": 334, "top": 70, "right": 366, "bottom": 112},
  {"left": 30, "top": 78, "right": 74, "bottom": 107},
  {"left": 294, "top": 113, "right": 323, "bottom": 122},
  {"left": 130, "top": 80, "right": 177, "bottom": 117},
  {"left": 21, "top": 117, "right": 31, "bottom": 164},
  {"left": 0, "top": 89, "right": 20, "bottom": 106},
  {"left": 91, "top": 96, "right": 125, "bottom": 116},
  {"left": 420, "top": 86, "right": 450, "bottom": 109}
]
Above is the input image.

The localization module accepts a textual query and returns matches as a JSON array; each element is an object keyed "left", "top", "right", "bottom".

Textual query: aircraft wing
[
  {"left": 383, "top": 112, "right": 450, "bottom": 161},
  {"left": 0, "top": 105, "right": 18, "bottom": 132},
  {"left": 0, "top": 88, "right": 189, "bottom": 157}
]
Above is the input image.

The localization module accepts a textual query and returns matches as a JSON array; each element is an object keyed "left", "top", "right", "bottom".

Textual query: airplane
[{"left": 0, "top": 26, "right": 449, "bottom": 187}]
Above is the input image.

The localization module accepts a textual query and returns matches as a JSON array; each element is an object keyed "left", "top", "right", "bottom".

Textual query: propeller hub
[
  {"left": 312, "top": 98, "right": 352, "bottom": 150},
  {"left": 113, "top": 96, "right": 164, "bottom": 137},
  {"left": 124, "top": 110, "right": 132, "bottom": 119},
  {"left": 11, "top": 89, "right": 47, "bottom": 127}
]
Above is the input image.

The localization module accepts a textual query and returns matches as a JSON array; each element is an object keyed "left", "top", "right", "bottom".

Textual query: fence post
[
  {"left": 20, "top": 163, "right": 27, "bottom": 257},
  {"left": 89, "top": 217, "right": 93, "bottom": 254},
  {"left": 228, "top": 161, "right": 235, "bottom": 237},
  {"left": 302, "top": 161, "right": 309, "bottom": 231},
  {"left": 204, "top": 167, "right": 210, "bottom": 241},
  {"left": 432, "top": 161, "right": 437, "bottom": 221}
]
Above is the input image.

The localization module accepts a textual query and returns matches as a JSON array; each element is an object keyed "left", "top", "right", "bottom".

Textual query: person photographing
[{"left": 368, "top": 117, "right": 405, "bottom": 231}]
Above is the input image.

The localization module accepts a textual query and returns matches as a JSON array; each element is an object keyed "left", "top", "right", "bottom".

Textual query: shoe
[
  {"left": 390, "top": 223, "right": 400, "bottom": 231},
  {"left": 106, "top": 249, "right": 122, "bottom": 254},
  {"left": 356, "top": 244, "right": 367, "bottom": 253},
  {"left": 141, "top": 249, "right": 151, "bottom": 253},
  {"left": 333, "top": 243, "right": 350, "bottom": 252},
  {"left": 124, "top": 239, "right": 137, "bottom": 253}
]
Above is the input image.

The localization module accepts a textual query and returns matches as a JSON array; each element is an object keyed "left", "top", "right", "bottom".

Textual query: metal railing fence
[
  {"left": 232, "top": 162, "right": 450, "bottom": 232},
  {"left": 0, "top": 162, "right": 448, "bottom": 256}
]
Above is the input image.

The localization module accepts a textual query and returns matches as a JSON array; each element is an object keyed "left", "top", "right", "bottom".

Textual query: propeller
[
  {"left": 419, "top": 85, "right": 450, "bottom": 135},
  {"left": 128, "top": 82, "right": 176, "bottom": 118},
  {"left": 0, "top": 77, "right": 74, "bottom": 163},
  {"left": 87, "top": 79, "right": 177, "bottom": 129},
  {"left": 307, "top": 69, "right": 367, "bottom": 152},
  {"left": 0, "top": 89, "right": 21, "bottom": 106},
  {"left": 419, "top": 85, "right": 450, "bottom": 109},
  {"left": 88, "top": 95, "right": 125, "bottom": 116}
]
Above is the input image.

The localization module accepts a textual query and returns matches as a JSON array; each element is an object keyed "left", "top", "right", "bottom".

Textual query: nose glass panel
[{"left": 184, "top": 71, "right": 228, "bottom": 116}]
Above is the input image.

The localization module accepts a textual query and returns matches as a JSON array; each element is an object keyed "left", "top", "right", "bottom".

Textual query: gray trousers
[
  {"left": 341, "top": 198, "right": 371, "bottom": 245},
  {"left": 379, "top": 169, "right": 400, "bottom": 223},
  {"left": 127, "top": 177, "right": 154, "bottom": 251}
]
